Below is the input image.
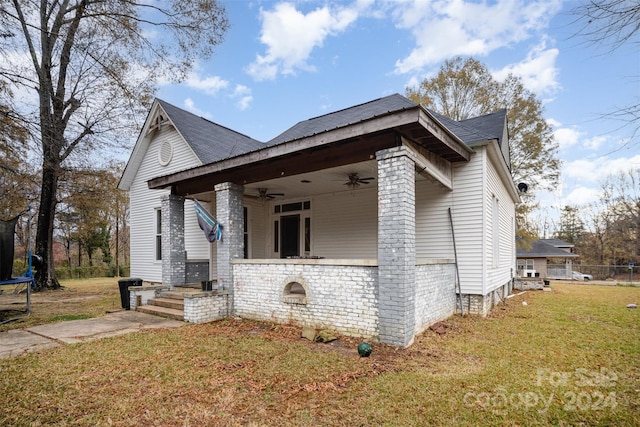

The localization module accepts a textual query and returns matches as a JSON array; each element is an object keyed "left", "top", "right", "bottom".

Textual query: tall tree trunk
[{"left": 35, "top": 160, "right": 61, "bottom": 289}]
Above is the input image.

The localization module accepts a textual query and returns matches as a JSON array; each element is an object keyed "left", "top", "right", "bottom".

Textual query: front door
[{"left": 280, "top": 214, "right": 300, "bottom": 258}]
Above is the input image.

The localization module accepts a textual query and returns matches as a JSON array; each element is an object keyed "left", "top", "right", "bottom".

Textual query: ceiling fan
[
  {"left": 341, "top": 173, "right": 375, "bottom": 189},
  {"left": 249, "top": 188, "right": 284, "bottom": 202}
]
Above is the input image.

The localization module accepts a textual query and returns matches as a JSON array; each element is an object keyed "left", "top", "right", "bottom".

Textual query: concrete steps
[
  {"left": 137, "top": 304, "right": 184, "bottom": 321},
  {"left": 149, "top": 297, "right": 184, "bottom": 310},
  {"left": 137, "top": 289, "right": 196, "bottom": 321}
]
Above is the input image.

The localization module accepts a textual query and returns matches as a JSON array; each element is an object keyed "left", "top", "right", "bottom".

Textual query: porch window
[
  {"left": 243, "top": 207, "right": 249, "bottom": 259},
  {"left": 517, "top": 259, "right": 534, "bottom": 272},
  {"left": 274, "top": 220, "right": 279, "bottom": 252},
  {"left": 304, "top": 217, "right": 311, "bottom": 253},
  {"left": 155, "top": 208, "right": 162, "bottom": 261}
]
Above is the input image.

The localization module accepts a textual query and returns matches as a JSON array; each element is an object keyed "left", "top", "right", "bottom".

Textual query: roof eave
[
  {"left": 118, "top": 99, "right": 163, "bottom": 191},
  {"left": 148, "top": 106, "right": 470, "bottom": 191}
]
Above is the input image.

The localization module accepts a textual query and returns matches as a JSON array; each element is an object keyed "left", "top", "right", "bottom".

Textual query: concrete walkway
[{"left": 0, "top": 310, "right": 184, "bottom": 359}]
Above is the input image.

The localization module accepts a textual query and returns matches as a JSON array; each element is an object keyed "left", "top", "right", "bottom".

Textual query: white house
[{"left": 118, "top": 94, "right": 520, "bottom": 347}]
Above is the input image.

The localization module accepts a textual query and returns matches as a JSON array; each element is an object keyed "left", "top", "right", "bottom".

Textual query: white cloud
[
  {"left": 553, "top": 126, "right": 583, "bottom": 150},
  {"left": 391, "top": 0, "right": 562, "bottom": 74},
  {"left": 564, "top": 159, "right": 603, "bottom": 184},
  {"left": 247, "top": 2, "right": 361, "bottom": 81},
  {"left": 564, "top": 154, "right": 640, "bottom": 185},
  {"left": 231, "top": 85, "right": 253, "bottom": 111},
  {"left": 493, "top": 39, "right": 560, "bottom": 96},
  {"left": 583, "top": 135, "right": 608, "bottom": 150},
  {"left": 183, "top": 98, "right": 212, "bottom": 119},
  {"left": 565, "top": 186, "right": 601, "bottom": 206},
  {"left": 185, "top": 73, "right": 229, "bottom": 96}
]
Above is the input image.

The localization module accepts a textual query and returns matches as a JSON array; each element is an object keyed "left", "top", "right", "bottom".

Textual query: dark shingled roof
[
  {"left": 517, "top": 240, "right": 579, "bottom": 258},
  {"left": 540, "top": 238, "right": 574, "bottom": 248},
  {"left": 267, "top": 94, "right": 419, "bottom": 145},
  {"left": 157, "top": 99, "right": 264, "bottom": 164},
  {"left": 429, "top": 109, "right": 507, "bottom": 147},
  {"left": 156, "top": 94, "right": 508, "bottom": 164}
]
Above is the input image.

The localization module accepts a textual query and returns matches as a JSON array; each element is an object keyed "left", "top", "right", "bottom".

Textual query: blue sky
[{"left": 156, "top": 0, "right": 639, "bottom": 232}]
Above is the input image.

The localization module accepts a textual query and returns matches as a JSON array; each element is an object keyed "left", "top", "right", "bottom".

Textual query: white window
[
  {"left": 517, "top": 259, "right": 534, "bottom": 271},
  {"left": 243, "top": 207, "right": 249, "bottom": 259},
  {"left": 155, "top": 208, "right": 162, "bottom": 261}
]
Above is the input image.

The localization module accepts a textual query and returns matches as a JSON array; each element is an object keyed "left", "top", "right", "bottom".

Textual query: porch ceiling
[{"left": 149, "top": 108, "right": 471, "bottom": 197}]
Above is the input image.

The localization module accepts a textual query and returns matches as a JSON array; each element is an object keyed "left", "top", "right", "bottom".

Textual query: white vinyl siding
[
  {"left": 486, "top": 146, "right": 517, "bottom": 293},
  {"left": 185, "top": 199, "right": 211, "bottom": 260},
  {"left": 415, "top": 179, "right": 454, "bottom": 259},
  {"left": 129, "top": 125, "right": 207, "bottom": 282},
  {"left": 188, "top": 198, "right": 217, "bottom": 279},
  {"left": 450, "top": 150, "right": 485, "bottom": 295},
  {"left": 492, "top": 195, "right": 499, "bottom": 268},
  {"left": 244, "top": 197, "right": 267, "bottom": 259},
  {"left": 312, "top": 188, "right": 377, "bottom": 259}
]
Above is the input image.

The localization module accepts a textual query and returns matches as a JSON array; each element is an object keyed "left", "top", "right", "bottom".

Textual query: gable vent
[{"left": 158, "top": 140, "right": 173, "bottom": 166}]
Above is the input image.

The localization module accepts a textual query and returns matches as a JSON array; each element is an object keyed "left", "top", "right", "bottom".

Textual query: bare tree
[
  {"left": 571, "top": 0, "right": 640, "bottom": 50},
  {"left": 0, "top": 1, "right": 228, "bottom": 289},
  {"left": 571, "top": 0, "right": 640, "bottom": 142},
  {"left": 574, "top": 169, "right": 640, "bottom": 267}
]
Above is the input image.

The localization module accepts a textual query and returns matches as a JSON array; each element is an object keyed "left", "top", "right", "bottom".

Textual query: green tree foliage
[
  {"left": 407, "top": 57, "right": 561, "bottom": 245},
  {"left": 0, "top": 1, "right": 228, "bottom": 289},
  {"left": 58, "top": 166, "right": 128, "bottom": 269}
]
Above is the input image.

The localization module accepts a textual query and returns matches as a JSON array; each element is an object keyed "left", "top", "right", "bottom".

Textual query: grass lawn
[
  {"left": 0, "top": 278, "right": 121, "bottom": 332},
  {"left": 0, "top": 280, "right": 638, "bottom": 426}
]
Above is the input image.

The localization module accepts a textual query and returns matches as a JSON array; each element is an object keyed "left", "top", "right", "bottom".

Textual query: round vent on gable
[{"left": 158, "top": 140, "right": 173, "bottom": 166}]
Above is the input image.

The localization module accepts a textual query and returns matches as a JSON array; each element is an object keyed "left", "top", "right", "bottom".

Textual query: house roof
[
  {"left": 155, "top": 94, "right": 506, "bottom": 163},
  {"left": 156, "top": 99, "right": 264, "bottom": 164},
  {"left": 140, "top": 93, "right": 516, "bottom": 197},
  {"left": 267, "top": 94, "right": 419, "bottom": 145},
  {"left": 517, "top": 240, "right": 579, "bottom": 258},
  {"left": 539, "top": 238, "right": 574, "bottom": 248},
  {"left": 429, "top": 109, "right": 507, "bottom": 147},
  {"left": 267, "top": 94, "right": 507, "bottom": 149}
]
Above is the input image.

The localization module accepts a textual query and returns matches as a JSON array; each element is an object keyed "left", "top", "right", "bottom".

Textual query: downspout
[{"left": 448, "top": 207, "right": 464, "bottom": 316}]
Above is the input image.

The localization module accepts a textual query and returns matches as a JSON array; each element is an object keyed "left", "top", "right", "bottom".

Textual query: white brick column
[
  {"left": 161, "top": 194, "right": 186, "bottom": 290},
  {"left": 377, "top": 146, "right": 416, "bottom": 347},
  {"left": 215, "top": 182, "right": 244, "bottom": 314}
]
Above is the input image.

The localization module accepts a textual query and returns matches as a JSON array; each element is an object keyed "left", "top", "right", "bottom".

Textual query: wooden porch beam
[{"left": 402, "top": 137, "right": 453, "bottom": 190}]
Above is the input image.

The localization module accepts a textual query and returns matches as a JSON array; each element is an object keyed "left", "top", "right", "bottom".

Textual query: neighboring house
[
  {"left": 516, "top": 239, "right": 578, "bottom": 278},
  {"left": 119, "top": 94, "right": 520, "bottom": 347}
]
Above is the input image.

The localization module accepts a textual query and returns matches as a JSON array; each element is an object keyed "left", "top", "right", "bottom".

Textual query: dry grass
[
  {"left": 0, "top": 280, "right": 638, "bottom": 426},
  {"left": 0, "top": 278, "right": 121, "bottom": 332}
]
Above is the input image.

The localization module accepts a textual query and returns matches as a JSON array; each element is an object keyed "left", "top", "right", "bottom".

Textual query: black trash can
[{"left": 118, "top": 278, "right": 143, "bottom": 310}]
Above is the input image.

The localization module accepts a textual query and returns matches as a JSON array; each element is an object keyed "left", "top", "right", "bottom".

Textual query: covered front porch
[{"left": 148, "top": 104, "right": 470, "bottom": 346}]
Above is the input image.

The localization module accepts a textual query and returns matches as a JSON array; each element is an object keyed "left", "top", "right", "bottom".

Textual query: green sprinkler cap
[{"left": 357, "top": 342, "right": 372, "bottom": 357}]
